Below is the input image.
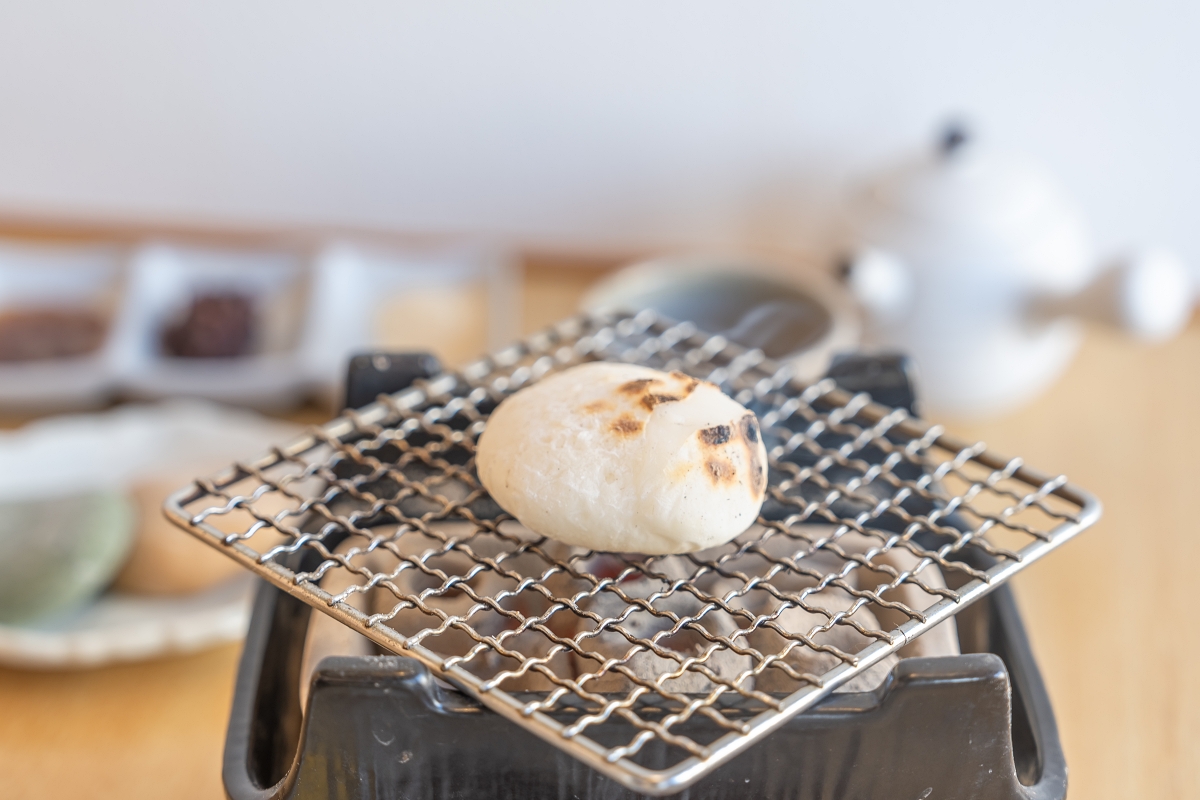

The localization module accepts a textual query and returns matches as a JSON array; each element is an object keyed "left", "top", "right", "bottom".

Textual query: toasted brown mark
[
  {"left": 669, "top": 371, "right": 701, "bottom": 394},
  {"left": 640, "top": 393, "right": 682, "bottom": 411},
  {"left": 619, "top": 373, "right": 703, "bottom": 413},
  {"left": 699, "top": 424, "right": 732, "bottom": 446},
  {"left": 609, "top": 415, "right": 644, "bottom": 435},
  {"left": 618, "top": 378, "right": 656, "bottom": 394},
  {"left": 706, "top": 457, "right": 736, "bottom": 485},
  {"left": 740, "top": 414, "right": 760, "bottom": 445},
  {"left": 748, "top": 449, "right": 766, "bottom": 497},
  {"left": 583, "top": 399, "right": 613, "bottom": 414},
  {"left": 696, "top": 414, "right": 766, "bottom": 495}
]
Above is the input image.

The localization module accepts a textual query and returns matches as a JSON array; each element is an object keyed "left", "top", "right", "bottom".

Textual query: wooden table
[
  {"left": 947, "top": 322, "right": 1200, "bottom": 800},
  {"left": 1, "top": 263, "right": 1196, "bottom": 798}
]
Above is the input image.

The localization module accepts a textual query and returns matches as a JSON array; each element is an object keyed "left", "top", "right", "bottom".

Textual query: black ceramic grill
[{"left": 164, "top": 311, "right": 1099, "bottom": 797}]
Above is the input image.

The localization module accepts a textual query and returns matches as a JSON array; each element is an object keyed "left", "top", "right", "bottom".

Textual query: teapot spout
[{"left": 1030, "top": 249, "right": 1194, "bottom": 341}]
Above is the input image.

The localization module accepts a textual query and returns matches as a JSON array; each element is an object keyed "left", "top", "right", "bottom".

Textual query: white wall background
[{"left": 0, "top": 2, "right": 1196, "bottom": 269}]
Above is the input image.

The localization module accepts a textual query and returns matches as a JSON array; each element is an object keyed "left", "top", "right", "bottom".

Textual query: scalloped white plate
[{"left": 0, "top": 575, "right": 255, "bottom": 669}]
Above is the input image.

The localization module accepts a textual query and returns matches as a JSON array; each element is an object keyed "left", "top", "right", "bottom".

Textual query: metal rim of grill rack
[{"left": 164, "top": 309, "right": 1101, "bottom": 796}]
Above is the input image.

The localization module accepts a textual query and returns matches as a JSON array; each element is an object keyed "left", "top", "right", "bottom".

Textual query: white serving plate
[{"left": 0, "top": 575, "right": 255, "bottom": 669}]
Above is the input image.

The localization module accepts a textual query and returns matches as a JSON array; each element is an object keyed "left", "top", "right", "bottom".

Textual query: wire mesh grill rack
[{"left": 165, "top": 310, "right": 1100, "bottom": 796}]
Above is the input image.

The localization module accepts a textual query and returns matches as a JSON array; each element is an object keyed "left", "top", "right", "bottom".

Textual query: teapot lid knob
[{"left": 938, "top": 121, "right": 970, "bottom": 159}]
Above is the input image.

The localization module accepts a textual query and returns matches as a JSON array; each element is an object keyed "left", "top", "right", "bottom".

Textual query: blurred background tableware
[
  {"left": 0, "top": 241, "right": 125, "bottom": 410},
  {"left": 0, "top": 5, "right": 1198, "bottom": 798},
  {"left": 583, "top": 254, "right": 860, "bottom": 383},
  {"left": 0, "top": 401, "right": 299, "bottom": 668},
  {"left": 838, "top": 126, "right": 1195, "bottom": 417},
  {"left": 107, "top": 243, "right": 311, "bottom": 409},
  {"left": 0, "top": 493, "right": 133, "bottom": 626},
  {"left": 303, "top": 241, "right": 519, "bottom": 406},
  {"left": 0, "top": 238, "right": 515, "bottom": 412}
]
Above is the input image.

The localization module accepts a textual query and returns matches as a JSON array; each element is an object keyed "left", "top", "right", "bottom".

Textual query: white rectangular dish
[
  {"left": 0, "top": 238, "right": 515, "bottom": 410},
  {"left": 109, "top": 243, "right": 313, "bottom": 409},
  {"left": 0, "top": 242, "right": 125, "bottom": 409}
]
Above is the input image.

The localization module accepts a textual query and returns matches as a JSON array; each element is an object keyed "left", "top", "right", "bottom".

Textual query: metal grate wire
[{"left": 165, "top": 310, "right": 1100, "bottom": 796}]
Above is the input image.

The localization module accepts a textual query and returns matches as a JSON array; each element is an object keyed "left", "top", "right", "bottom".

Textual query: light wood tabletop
[
  {"left": 946, "top": 321, "right": 1200, "bottom": 800},
  {"left": 0, "top": 261, "right": 1196, "bottom": 799}
]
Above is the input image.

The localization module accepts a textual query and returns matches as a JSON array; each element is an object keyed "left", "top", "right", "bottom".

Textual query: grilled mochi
[{"left": 475, "top": 362, "right": 768, "bottom": 554}]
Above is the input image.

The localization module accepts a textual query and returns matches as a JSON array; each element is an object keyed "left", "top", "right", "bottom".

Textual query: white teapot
[{"left": 841, "top": 127, "right": 1194, "bottom": 417}]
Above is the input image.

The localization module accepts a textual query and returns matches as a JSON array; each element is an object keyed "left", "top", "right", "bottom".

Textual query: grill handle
[{"left": 341, "top": 352, "right": 442, "bottom": 411}]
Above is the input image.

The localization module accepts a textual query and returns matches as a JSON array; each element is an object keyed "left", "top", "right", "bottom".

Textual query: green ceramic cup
[{"left": 0, "top": 491, "right": 135, "bottom": 625}]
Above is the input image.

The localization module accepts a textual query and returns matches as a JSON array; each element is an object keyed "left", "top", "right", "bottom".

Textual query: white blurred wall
[{"left": 0, "top": 2, "right": 1196, "bottom": 270}]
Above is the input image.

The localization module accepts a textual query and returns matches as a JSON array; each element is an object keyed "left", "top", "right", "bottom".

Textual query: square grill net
[{"left": 166, "top": 310, "right": 1099, "bottom": 796}]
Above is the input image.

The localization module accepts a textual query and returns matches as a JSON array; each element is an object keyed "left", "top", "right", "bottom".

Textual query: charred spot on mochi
[
  {"left": 749, "top": 449, "right": 766, "bottom": 498},
  {"left": 699, "top": 424, "right": 732, "bottom": 446},
  {"left": 740, "top": 414, "right": 760, "bottom": 444},
  {"left": 640, "top": 393, "right": 682, "bottom": 411},
  {"left": 706, "top": 457, "right": 736, "bottom": 485},
  {"left": 618, "top": 374, "right": 693, "bottom": 412},
  {"left": 609, "top": 415, "right": 644, "bottom": 436},
  {"left": 583, "top": 399, "right": 613, "bottom": 414},
  {"left": 619, "top": 378, "right": 657, "bottom": 395},
  {"left": 742, "top": 422, "right": 767, "bottom": 499},
  {"left": 744, "top": 434, "right": 763, "bottom": 496}
]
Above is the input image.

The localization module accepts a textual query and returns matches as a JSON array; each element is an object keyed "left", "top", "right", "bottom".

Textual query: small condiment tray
[
  {"left": 164, "top": 310, "right": 1100, "bottom": 795},
  {"left": 0, "top": 238, "right": 512, "bottom": 410}
]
